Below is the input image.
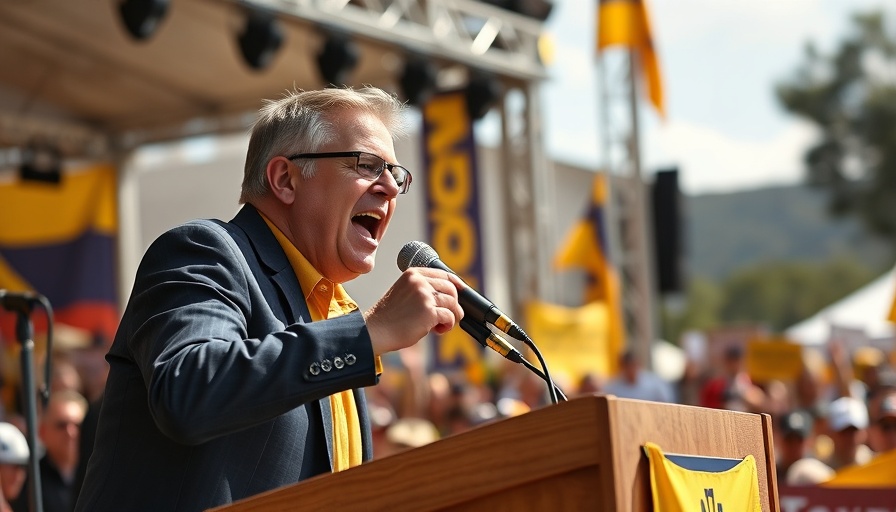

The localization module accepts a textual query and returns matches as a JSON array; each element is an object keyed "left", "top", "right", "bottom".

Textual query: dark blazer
[{"left": 75, "top": 205, "right": 378, "bottom": 512}]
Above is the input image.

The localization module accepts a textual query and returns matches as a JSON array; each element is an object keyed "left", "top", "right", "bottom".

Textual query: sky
[{"left": 538, "top": 0, "right": 896, "bottom": 195}]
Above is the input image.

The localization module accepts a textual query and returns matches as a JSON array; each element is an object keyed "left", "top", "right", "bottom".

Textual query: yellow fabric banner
[
  {"left": 645, "top": 442, "right": 761, "bottom": 512},
  {"left": 525, "top": 301, "right": 612, "bottom": 382},
  {"left": 0, "top": 163, "right": 117, "bottom": 245},
  {"left": 823, "top": 448, "right": 896, "bottom": 488}
]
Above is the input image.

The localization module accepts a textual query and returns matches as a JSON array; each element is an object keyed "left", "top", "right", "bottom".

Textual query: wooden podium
[{"left": 211, "top": 394, "right": 779, "bottom": 511}]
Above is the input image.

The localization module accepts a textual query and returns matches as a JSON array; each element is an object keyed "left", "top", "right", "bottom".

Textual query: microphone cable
[{"left": 459, "top": 318, "right": 566, "bottom": 404}]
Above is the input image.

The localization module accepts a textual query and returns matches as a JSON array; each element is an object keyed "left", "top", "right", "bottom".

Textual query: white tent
[{"left": 786, "top": 264, "right": 896, "bottom": 347}]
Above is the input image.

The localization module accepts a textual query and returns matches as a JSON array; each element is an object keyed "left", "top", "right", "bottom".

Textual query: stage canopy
[{"left": 0, "top": 0, "right": 548, "bottom": 157}]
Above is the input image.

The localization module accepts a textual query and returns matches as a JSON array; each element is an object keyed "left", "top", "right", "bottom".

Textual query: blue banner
[{"left": 421, "top": 91, "right": 485, "bottom": 377}]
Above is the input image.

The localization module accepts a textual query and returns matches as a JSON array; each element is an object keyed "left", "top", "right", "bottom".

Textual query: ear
[{"left": 266, "top": 157, "right": 298, "bottom": 205}]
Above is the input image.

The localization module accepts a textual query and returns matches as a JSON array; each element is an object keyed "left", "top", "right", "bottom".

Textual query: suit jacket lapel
[
  {"left": 230, "top": 205, "right": 311, "bottom": 324},
  {"left": 231, "top": 205, "right": 334, "bottom": 470}
]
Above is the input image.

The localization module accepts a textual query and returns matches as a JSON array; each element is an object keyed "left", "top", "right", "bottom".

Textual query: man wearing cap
[
  {"left": 823, "top": 396, "right": 873, "bottom": 470},
  {"left": 0, "top": 422, "right": 29, "bottom": 512},
  {"left": 776, "top": 409, "right": 814, "bottom": 483}
]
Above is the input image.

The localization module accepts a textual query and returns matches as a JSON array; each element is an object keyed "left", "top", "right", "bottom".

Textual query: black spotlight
[
  {"left": 316, "top": 33, "right": 359, "bottom": 86},
  {"left": 238, "top": 11, "right": 284, "bottom": 71},
  {"left": 118, "top": 0, "right": 170, "bottom": 41},
  {"left": 19, "top": 139, "right": 62, "bottom": 185},
  {"left": 399, "top": 58, "right": 437, "bottom": 106},
  {"left": 483, "top": 0, "right": 553, "bottom": 21},
  {"left": 465, "top": 74, "right": 502, "bottom": 121}
]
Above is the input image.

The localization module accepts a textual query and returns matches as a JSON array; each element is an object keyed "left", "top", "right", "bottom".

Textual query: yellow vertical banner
[{"left": 421, "top": 91, "right": 485, "bottom": 382}]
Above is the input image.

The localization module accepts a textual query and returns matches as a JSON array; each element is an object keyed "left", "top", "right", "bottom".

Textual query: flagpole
[{"left": 625, "top": 46, "right": 656, "bottom": 368}]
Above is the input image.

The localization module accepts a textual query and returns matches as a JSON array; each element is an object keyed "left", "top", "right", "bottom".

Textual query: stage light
[
  {"left": 316, "top": 33, "right": 359, "bottom": 86},
  {"left": 238, "top": 11, "right": 284, "bottom": 71},
  {"left": 19, "top": 139, "right": 62, "bottom": 184},
  {"left": 465, "top": 74, "right": 502, "bottom": 121},
  {"left": 483, "top": 0, "right": 554, "bottom": 21},
  {"left": 118, "top": 0, "right": 170, "bottom": 41},
  {"left": 399, "top": 58, "right": 437, "bottom": 106}
]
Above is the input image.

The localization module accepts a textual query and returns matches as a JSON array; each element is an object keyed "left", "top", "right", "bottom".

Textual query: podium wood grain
[{"left": 209, "top": 395, "right": 779, "bottom": 512}]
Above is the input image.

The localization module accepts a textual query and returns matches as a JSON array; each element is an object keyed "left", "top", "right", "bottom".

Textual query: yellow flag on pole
[
  {"left": 596, "top": 0, "right": 665, "bottom": 117},
  {"left": 554, "top": 174, "right": 625, "bottom": 374}
]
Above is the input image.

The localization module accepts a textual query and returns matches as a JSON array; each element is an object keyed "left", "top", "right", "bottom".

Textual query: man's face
[
  {"left": 286, "top": 109, "right": 399, "bottom": 283},
  {"left": 0, "top": 464, "right": 26, "bottom": 500},
  {"left": 878, "top": 418, "right": 896, "bottom": 452},
  {"left": 39, "top": 400, "right": 85, "bottom": 467},
  {"left": 780, "top": 433, "right": 807, "bottom": 464}
]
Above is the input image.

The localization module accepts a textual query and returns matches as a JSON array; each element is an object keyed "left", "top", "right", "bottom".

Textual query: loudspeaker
[
  {"left": 316, "top": 34, "right": 359, "bottom": 86},
  {"left": 651, "top": 168, "right": 684, "bottom": 294}
]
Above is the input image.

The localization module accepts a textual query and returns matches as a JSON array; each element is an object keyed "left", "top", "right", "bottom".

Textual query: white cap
[
  {"left": 828, "top": 396, "right": 869, "bottom": 432},
  {"left": 0, "top": 423, "right": 29, "bottom": 466}
]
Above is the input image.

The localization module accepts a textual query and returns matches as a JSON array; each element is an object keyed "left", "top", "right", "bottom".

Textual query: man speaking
[{"left": 76, "top": 87, "right": 464, "bottom": 511}]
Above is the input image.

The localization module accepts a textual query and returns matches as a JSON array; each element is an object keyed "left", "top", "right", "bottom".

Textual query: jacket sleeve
[{"left": 120, "top": 220, "right": 379, "bottom": 445}]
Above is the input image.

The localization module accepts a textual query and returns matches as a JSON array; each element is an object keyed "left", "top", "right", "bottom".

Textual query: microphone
[
  {"left": 0, "top": 290, "right": 41, "bottom": 314},
  {"left": 459, "top": 317, "right": 524, "bottom": 364},
  {"left": 397, "top": 241, "right": 527, "bottom": 341}
]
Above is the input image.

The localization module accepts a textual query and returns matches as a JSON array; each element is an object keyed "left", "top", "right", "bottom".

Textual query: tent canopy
[{"left": 786, "top": 265, "right": 896, "bottom": 346}]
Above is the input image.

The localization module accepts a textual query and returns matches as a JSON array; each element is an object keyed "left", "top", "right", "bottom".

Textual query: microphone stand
[{"left": 4, "top": 295, "right": 47, "bottom": 512}]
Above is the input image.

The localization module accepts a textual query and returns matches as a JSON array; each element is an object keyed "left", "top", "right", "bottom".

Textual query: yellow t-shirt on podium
[{"left": 644, "top": 442, "right": 761, "bottom": 512}]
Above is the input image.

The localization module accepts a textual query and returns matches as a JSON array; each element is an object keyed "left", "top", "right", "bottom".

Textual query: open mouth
[{"left": 352, "top": 212, "right": 382, "bottom": 239}]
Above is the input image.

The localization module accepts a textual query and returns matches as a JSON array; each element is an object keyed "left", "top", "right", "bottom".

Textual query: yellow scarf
[{"left": 261, "top": 214, "right": 362, "bottom": 472}]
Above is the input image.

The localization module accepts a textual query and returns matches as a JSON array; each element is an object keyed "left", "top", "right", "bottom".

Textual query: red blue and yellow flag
[{"left": 0, "top": 163, "right": 119, "bottom": 346}]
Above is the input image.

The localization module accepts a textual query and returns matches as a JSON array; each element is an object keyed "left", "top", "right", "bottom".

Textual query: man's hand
[{"left": 363, "top": 268, "right": 465, "bottom": 355}]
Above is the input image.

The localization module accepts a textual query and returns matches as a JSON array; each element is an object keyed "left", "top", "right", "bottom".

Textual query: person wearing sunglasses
[{"left": 76, "top": 87, "right": 464, "bottom": 512}]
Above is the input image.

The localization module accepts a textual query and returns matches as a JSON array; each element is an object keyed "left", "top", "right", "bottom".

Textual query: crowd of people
[{"left": 0, "top": 315, "right": 894, "bottom": 509}]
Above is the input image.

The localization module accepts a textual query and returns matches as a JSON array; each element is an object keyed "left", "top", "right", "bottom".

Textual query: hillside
[{"left": 685, "top": 184, "right": 894, "bottom": 280}]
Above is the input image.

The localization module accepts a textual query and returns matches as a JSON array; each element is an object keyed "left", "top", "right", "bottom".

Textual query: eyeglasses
[
  {"left": 287, "top": 151, "right": 412, "bottom": 194},
  {"left": 53, "top": 420, "right": 80, "bottom": 431}
]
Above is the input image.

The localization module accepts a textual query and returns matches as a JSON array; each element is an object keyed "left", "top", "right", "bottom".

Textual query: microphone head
[{"left": 397, "top": 241, "right": 439, "bottom": 271}]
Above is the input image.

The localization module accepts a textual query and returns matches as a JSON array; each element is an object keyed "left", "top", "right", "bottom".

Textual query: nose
[{"left": 371, "top": 168, "right": 400, "bottom": 197}]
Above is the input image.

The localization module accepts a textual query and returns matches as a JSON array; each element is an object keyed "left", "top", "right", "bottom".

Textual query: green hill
[{"left": 685, "top": 185, "right": 894, "bottom": 281}]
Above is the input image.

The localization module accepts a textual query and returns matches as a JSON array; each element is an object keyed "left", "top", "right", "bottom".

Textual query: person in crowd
[
  {"left": 0, "top": 422, "right": 29, "bottom": 512},
  {"left": 75, "top": 87, "right": 465, "bottom": 512},
  {"left": 700, "top": 345, "right": 765, "bottom": 412},
  {"left": 776, "top": 409, "right": 815, "bottom": 483},
  {"left": 603, "top": 349, "right": 673, "bottom": 403},
  {"left": 12, "top": 390, "right": 88, "bottom": 512},
  {"left": 822, "top": 396, "right": 873, "bottom": 470},
  {"left": 870, "top": 391, "right": 896, "bottom": 453}
]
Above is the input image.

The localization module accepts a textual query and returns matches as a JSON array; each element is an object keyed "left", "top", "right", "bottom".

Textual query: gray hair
[{"left": 240, "top": 87, "right": 408, "bottom": 204}]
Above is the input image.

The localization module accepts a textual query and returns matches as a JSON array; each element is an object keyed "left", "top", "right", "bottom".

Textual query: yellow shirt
[{"left": 261, "top": 214, "right": 367, "bottom": 472}]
